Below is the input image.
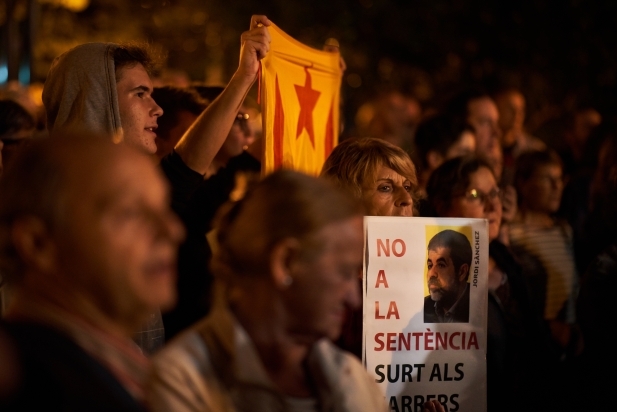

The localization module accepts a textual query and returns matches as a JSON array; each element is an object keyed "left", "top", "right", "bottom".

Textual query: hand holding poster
[{"left": 364, "top": 217, "right": 488, "bottom": 412}]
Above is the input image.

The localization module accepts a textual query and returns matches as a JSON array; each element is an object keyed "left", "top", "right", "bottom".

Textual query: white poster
[{"left": 363, "top": 217, "right": 488, "bottom": 412}]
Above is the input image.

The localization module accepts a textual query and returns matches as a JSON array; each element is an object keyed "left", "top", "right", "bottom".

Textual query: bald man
[{"left": 0, "top": 133, "right": 184, "bottom": 410}]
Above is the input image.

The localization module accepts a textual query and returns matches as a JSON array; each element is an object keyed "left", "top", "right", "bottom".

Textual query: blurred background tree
[{"left": 2, "top": 0, "right": 617, "bottom": 135}]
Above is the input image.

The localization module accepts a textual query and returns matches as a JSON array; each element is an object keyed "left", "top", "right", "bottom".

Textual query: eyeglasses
[
  {"left": 461, "top": 187, "right": 501, "bottom": 205},
  {"left": 234, "top": 112, "right": 250, "bottom": 130}
]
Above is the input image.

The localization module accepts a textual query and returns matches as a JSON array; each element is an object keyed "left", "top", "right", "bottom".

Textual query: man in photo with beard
[{"left": 424, "top": 229, "right": 472, "bottom": 323}]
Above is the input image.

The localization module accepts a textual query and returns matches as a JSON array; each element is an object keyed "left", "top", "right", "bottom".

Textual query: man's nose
[
  {"left": 346, "top": 280, "right": 361, "bottom": 310},
  {"left": 243, "top": 126, "right": 255, "bottom": 143},
  {"left": 151, "top": 99, "right": 164, "bottom": 118}
]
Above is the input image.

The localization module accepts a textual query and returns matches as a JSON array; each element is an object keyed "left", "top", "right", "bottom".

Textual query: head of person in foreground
[
  {"left": 211, "top": 170, "right": 364, "bottom": 342},
  {"left": 0, "top": 131, "right": 184, "bottom": 336}
]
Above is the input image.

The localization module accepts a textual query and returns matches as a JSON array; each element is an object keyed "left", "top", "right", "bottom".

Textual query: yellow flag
[{"left": 260, "top": 23, "right": 342, "bottom": 176}]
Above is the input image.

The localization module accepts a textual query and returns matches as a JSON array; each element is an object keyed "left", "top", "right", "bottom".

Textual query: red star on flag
[{"left": 294, "top": 67, "right": 321, "bottom": 148}]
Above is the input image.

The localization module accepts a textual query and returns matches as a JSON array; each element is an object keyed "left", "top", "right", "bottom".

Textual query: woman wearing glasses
[
  {"left": 319, "top": 137, "right": 419, "bottom": 358},
  {"left": 426, "top": 155, "right": 545, "bottom": 412}
]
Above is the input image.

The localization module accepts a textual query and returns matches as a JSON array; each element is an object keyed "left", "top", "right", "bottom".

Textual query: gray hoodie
[
  {"left": 43, "top": 43, "right": 122, "bottom": 136},
  {"left": 42, "top": 42, "right": 171, "bottom": 355}
]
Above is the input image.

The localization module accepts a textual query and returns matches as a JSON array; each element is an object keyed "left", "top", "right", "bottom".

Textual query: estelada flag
[{"left": 260, "top": 23, "right": 342, "bottom": 176}]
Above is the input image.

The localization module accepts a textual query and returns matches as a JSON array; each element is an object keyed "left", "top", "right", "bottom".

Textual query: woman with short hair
[
  {"left": 321, "top": 137, "right": 419, "bottom": 216},
  {"left": 320, "top": 137, "right": 420, "bottom": 357}
]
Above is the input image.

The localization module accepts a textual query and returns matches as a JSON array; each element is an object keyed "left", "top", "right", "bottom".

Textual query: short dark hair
[
  {"left": 427, "top": 229, "right": 472, "bottom": 280},
  {"left": 0, "top": 99, "right": 35, "bottom": 139},
  {"left": 113, "top": 43, "right": 161, "bottom": 81},
  {"left": 414, "top": 114, "right": 475, "bottom": 171},
  {"left": 426, "top": 155, "right": 495, "bottom": 216},
  {"left": 152, "top": 86, "right": 207, "bottom": 140}
]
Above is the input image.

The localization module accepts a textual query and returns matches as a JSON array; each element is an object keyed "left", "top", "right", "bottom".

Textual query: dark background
[{"left": 3, "top": 0, "right": 617, "bottom": 132}]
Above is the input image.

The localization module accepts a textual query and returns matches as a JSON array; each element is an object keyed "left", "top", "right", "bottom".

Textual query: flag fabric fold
[{"left": 260, "top": 23, "right": 342, "bottom": 176}]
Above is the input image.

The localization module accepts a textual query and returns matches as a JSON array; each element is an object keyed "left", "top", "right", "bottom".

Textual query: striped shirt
[{"left": 510, "top": 222, "right": 578, "bottom": 322}]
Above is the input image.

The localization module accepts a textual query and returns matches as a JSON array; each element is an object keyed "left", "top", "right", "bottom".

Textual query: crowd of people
[{"left": 0, "top": 13, "right": 614, "bottom": 412}]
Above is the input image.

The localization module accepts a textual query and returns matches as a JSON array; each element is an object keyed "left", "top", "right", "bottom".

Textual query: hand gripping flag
[{"left": 260, "top": 23, "right": 342, "bottom": 176}]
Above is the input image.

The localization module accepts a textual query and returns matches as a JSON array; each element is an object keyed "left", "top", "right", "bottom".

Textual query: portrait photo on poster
[
  {"left": 424, "top": 229, "right": 472, "bottom": 324},
  {"left": 363, "top": 217, "right": 488, "bottom": 412}
]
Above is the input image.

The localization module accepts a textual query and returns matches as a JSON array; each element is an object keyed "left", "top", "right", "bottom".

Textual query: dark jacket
[
  {"left": 0, "top": 321, "right": 145, "bottom": 412},
  {"left": 424, "top": 283, "right": 470, "bottom": 323}
]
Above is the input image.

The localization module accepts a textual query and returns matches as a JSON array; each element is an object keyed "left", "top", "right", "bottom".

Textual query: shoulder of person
[
  {"left": 147, "top": 326, "right": 218, "bottom": 412},
  {"left": 312, "top": 339, "right": 388, "bottom": 412}
]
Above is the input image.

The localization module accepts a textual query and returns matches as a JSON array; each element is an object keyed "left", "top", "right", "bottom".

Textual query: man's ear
[
  {"left": 458, "top": 263, "right": 470, "bottom": 283},
  {"left": 11, "top": 216, "right": 58, "bottom": 275},
  {"left": 269, "top": 238, "right": 301, "bottom": 290}
]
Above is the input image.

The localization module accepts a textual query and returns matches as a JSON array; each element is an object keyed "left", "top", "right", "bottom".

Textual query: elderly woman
[
  {"left": 321, "top": 137, "right": 419, "bottom": 216},
  {"left": 320, "top": 137, "right": 420, "bottom": 356},
  {"left": 148, "top": 170, "right": 387, "bottom": 412},
  {"left": 426, "top": 156, "right": 545, "bottom": 412}
]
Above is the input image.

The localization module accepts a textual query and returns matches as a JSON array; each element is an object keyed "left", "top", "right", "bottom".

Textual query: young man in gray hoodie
[{"left": 41, "top": 15, "right": 272, "bottom": 353}]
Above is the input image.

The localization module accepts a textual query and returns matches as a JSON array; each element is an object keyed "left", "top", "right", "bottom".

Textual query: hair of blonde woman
[{"left": 320, "top": 137, "right": 419, "bottom": 206}]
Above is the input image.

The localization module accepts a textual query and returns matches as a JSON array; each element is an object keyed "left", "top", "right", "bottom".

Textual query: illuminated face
[
  {"left": 521, "top": 164, "right": 563, "bottom": 214},
  {"left": 361, "top": 165, "right": 414, "bottom": 216},
  {"left": 285, "top": 216, "right": 363, "bottom": 341},
  {"left": 56, "top": 149, "right": 185, "bottom": 327},
  {"left": 447, "top": 166, "right": 503, "bottom": 241},
  {"left": 116, "top": 64, "right": 163, "bottom": 154},
  {"left": 426, "top": 247, "right": 467, "bottom": 303},
  {"left": 496, "top": 91, "right": 525, "bottom": 134},
  {"left": 467, "top": 97, "right": 500, "bottom": 158}
]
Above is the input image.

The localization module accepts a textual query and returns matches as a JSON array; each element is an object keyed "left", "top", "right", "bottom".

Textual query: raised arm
[{"left": 174, "top": 15, "right": 271, "bottom": 174}]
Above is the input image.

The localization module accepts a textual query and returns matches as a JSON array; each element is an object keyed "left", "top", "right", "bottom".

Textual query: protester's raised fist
[{"left": 237, "top": 15, "right": 272, "bottom": 81}]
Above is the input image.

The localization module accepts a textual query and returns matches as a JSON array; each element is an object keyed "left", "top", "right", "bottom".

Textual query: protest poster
[{"left": 363, "top": 217, "right": 488, "bottom": 412}]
